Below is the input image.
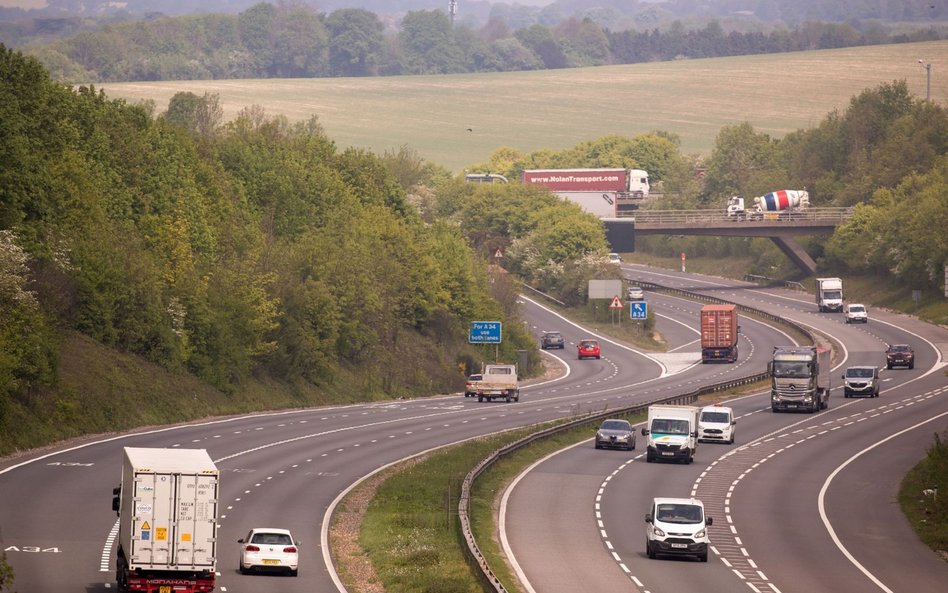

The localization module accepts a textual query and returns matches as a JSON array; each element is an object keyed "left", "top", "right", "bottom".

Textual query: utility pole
[
  {"left": 449, "top": 0, "right": 458, "bottom": 26},
  {"left": 919, "top": 59, "right": 932, "bottom": 101}
]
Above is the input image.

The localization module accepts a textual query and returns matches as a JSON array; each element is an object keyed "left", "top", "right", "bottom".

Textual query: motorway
[
  {"left": 1, "top": 266, "right": 946, "bottom": 593},
  {"left": 503, "top": 265, "right": 948, "bottom": 593}
]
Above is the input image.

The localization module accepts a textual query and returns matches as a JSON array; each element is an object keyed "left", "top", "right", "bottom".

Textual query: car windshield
[
  {"left": 581, "top": 341, "right": 597, "bottom": 348},
  {"left": 545, "top": 333, "right": 561, "bottom": 339},
  {"left": 772, "top": 361, "right": 810, "bottom": 378},
  {"left": 889, "top": 345, "right": 911, "bottom": 352},
  {"left": 846, "top": 368, "right": 874, "bottom": 378},
  {"left": 251, "top": 533, "right": 292, "bottom": 545},
  {"left": 700, "top": 411, "right": 729, "bottom": 423},
  {"left": 849, "top": 306, "right": 865, "bottom": 313},
  {"left": 656, "top": 504, "right": 703, "bottom": 524},
  {"left": 601, "top": 420, "right": 629, "bottom": 431},
  {"left": 467, "top": 375, "right": 481, "bottom": 381},
  {"left": 651, "top": 419, "right": 690, "bottom": 435}
]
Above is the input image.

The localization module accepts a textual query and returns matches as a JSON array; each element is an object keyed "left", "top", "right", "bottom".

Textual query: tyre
[
  {"left": 595, "top": 441, "right": 601, "bottom": 449},
  {"left": 646, "top": 541, "right": 655, "bottom": 559},
  {"left": 909, "top": 362, "right": 915, "bottom": 369},
  {"left": 646, "top": 454, "right": 654, "bottom": 463},
  {"left": 505, "top": 395, "right": 511, "bottom": 403},
  {"left": 887, "top": 363, "right": 893, "bottom": 369},
  {"left": 630, "top": 439, "right": 636, "bottom": 450},
  {"left": 477, "top": 395, "right": 483, "bottom": 402},
  {"left": 699, "top": 551, "right": 708, "bottom": 562},
  {"left": 772, "top": 406, "right": 779, "bottom": 413},
  {"left": 290, "top": 569, "right": 298, "bottom": 577}
]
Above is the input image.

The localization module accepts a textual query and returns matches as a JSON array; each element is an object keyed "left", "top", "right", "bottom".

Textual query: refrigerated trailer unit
[{"left": 112, "top": 447, "right": 220, "bottom": 593}]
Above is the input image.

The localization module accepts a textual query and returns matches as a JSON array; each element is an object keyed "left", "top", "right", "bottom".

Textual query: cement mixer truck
[{"left": 753, "top": 190, "right": 809, "bottom": 219}]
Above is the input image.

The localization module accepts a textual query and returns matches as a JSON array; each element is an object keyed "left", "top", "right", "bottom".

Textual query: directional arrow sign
[{"left": 630, "top": 301, "right": 648, "bottom": 320}]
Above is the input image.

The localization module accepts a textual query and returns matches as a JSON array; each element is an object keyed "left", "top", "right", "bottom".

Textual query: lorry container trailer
[
  {"left": 112, "top": 447, "right": 220, "bottom": 593},
  {"left": 700, "top": 304, "right": 739, "bottom": 362}
]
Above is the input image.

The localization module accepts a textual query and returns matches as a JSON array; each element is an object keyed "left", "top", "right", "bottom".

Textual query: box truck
[
  {"left": 700, "top": 304, "right": 739, "bottom": 363},
  {"left": 641, "top": 404, "right": 700, "bottom": 464},
  {"left": 111, "top": 447, "right": 220, "bottom": 593},
  {"left": 816, "top": 277, "right": 844, "bottom": 313}
]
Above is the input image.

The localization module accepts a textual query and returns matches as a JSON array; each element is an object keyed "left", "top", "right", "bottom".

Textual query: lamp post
[{"left": 918, "top": 59, "right": 932, "bottom": 101}]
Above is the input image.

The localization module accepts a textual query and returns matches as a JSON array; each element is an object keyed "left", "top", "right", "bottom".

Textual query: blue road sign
[
  {"left": 469, "top": 321, "right": 502, "bottom": 344},
  {"left": 630, "top": 301, "right": 648, "bottom": 320}
]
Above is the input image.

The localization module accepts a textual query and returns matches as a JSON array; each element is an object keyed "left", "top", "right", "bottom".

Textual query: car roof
[
  {"left": 888, "top": 344, "right": 911, "bottom": 348},
  {"left": 601, "top": 418, "right": 630, "bottom": 424},
  {"left": 846, "top": 365, "right": 876, "bottom": 370},
  {"left": 249, "top": 527, "right": 293, "bottom": 535},
  {"left": 700, "top": 405, "right": 732, "bottom": 413},
  {"left": 653, "top": 497, "right": 704, "bottom": 507}
]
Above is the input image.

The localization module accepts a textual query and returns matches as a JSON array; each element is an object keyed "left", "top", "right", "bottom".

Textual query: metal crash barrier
[{"left": 458, "top": 281, "right": 814, "bottom": 592}]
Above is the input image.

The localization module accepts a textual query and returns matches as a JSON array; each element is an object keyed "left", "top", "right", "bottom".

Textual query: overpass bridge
[{"left": 610, "top": 207, "right": 853, "bottom": 275}]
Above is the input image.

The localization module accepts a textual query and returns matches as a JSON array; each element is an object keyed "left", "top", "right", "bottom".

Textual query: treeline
[{"left": 14, "top": 2, "right": 943, "bottom": 83}]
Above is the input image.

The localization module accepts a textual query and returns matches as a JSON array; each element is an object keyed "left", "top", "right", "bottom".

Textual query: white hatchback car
[{"left": 238, "top": 528, "right": 299, "bottom": 576}]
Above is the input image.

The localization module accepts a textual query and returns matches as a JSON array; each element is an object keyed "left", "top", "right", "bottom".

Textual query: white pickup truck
[{"left": 475, "top": 364, "right": 520, "bottom": 402}]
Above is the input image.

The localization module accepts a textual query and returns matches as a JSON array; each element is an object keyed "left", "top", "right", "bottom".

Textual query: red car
[{"left": 578, "top": 339, "right": 601, "bottom": 360}]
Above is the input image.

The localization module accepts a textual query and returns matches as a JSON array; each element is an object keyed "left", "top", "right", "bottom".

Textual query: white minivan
[
  {"left": 645, "top": 497, "right": 712, "bottom": 562},
  {"left": 698, "top": 404, "right": 736, "bottom": 444}
]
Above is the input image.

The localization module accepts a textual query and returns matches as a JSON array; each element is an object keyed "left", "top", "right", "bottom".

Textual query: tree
[
  {"left": 397, "top": 10, "right": 465, "bottom": 75},
  {"left": 326, "top": 8, "right": 384, "bottom": 77},
  {"left": 164, "top": 92, "right": 222, "bottom": 137},
  {"left": 515, "top": 24, "right": 567, "bottom": 69},
  {"left": 702, "top": 122, "right": 783, "bottom": 204}
]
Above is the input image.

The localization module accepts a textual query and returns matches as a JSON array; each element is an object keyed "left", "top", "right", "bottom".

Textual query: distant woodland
[{"left": 0, "top": 1, "right": 943, "bottom": 83}]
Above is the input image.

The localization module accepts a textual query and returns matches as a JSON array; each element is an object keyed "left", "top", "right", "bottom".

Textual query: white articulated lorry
[
  {"left": 816, "top": 277, "right": 844, "bottom": 313},
  {"left": 641, "top": 404, "right": 700, "bottom": 464},
  {"left": 521, "top": 168, "right": 650, "bottom": 217},
  {"left": 111, "top": 447, "right": 220, "bottom": 593}
]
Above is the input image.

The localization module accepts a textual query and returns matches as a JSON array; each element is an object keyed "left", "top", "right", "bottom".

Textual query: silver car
[
  {"left": 842, "top": 366, "right": 880, "bottom": 397},
  {"left": 595, "top": 418, "right": 636, "bottom": 450}
]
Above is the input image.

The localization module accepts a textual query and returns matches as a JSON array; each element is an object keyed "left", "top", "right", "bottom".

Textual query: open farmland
[{"left": 100, "top": 40, "right": 948, "bottom": 172}]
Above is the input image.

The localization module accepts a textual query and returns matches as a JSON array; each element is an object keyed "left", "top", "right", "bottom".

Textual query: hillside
[{"left": 100, "top": 40, "right": 948, "bottom": 172}]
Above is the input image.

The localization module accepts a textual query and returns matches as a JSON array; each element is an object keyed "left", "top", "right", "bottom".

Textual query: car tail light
[
  {"left": 244, "top": 545, "right": 260, "bottom": 552},
  {"left": 283, "top": 546, "right": 298, "bottom": 553}
]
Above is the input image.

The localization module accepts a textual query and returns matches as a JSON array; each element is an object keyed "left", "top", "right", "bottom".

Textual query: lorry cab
[
  {"left": 628, "top": 169, "right": 650, "bottom": 198},
  {"left": 645, "top": 497, "right": 712, "bottom": 562}
]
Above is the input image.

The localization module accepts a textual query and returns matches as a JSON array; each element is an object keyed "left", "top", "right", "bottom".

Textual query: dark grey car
[
  {"left": 595, "top": 419, "right": 636, "bottom": 450},
  {"left": 540, "top": 331, "right": 565, "bottom": 349}
]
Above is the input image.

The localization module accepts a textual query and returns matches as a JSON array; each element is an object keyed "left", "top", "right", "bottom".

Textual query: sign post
[{"left": 469, "top": 321, "right": 503, "bottom": 363}]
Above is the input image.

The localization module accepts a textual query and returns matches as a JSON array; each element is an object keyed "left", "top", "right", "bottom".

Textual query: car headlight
[
  {"left": 695, "top": 528, "right": 706, "bottom": 539},
  {"left": 652, "top": 526, "right": 665, "bottom": 537},
  {"left": 596, "top": 432, "right": 605, "bottom": 439}
]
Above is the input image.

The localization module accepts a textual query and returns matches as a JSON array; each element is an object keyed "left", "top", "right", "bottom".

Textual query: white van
[
  {"left": 698, "top": 404, "right": 736, "bottom": 444},
  {"left": 844, "top": 303, "right": 868, "bottom": 323},
  {"left": 645, "top": 497, "right": 712, "bottom": 562}
]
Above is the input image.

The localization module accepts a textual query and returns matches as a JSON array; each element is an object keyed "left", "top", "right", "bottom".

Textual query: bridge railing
[{"left": 626, "top": 207, "right": 853, "bottom": 224}]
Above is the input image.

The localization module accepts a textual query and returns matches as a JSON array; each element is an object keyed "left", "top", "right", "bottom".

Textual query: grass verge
[
  {"left": 335, "top": 384, "right": 767, "bottom": 593},
  {"left": 899, "top": 430, "right": 948, "bottom": 562}
]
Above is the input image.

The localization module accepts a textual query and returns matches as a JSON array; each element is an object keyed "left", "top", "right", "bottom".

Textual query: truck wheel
[
  {"left": 477, "top": 395, "right": 483, "bottom": 402},
  {"left": 505, "top": 395, "right": 511, "bottom": 403}
]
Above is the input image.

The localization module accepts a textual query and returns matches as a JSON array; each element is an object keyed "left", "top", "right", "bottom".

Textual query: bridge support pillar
[{"left": 770, "top": 236, "right": 817, "bottom": 276}]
